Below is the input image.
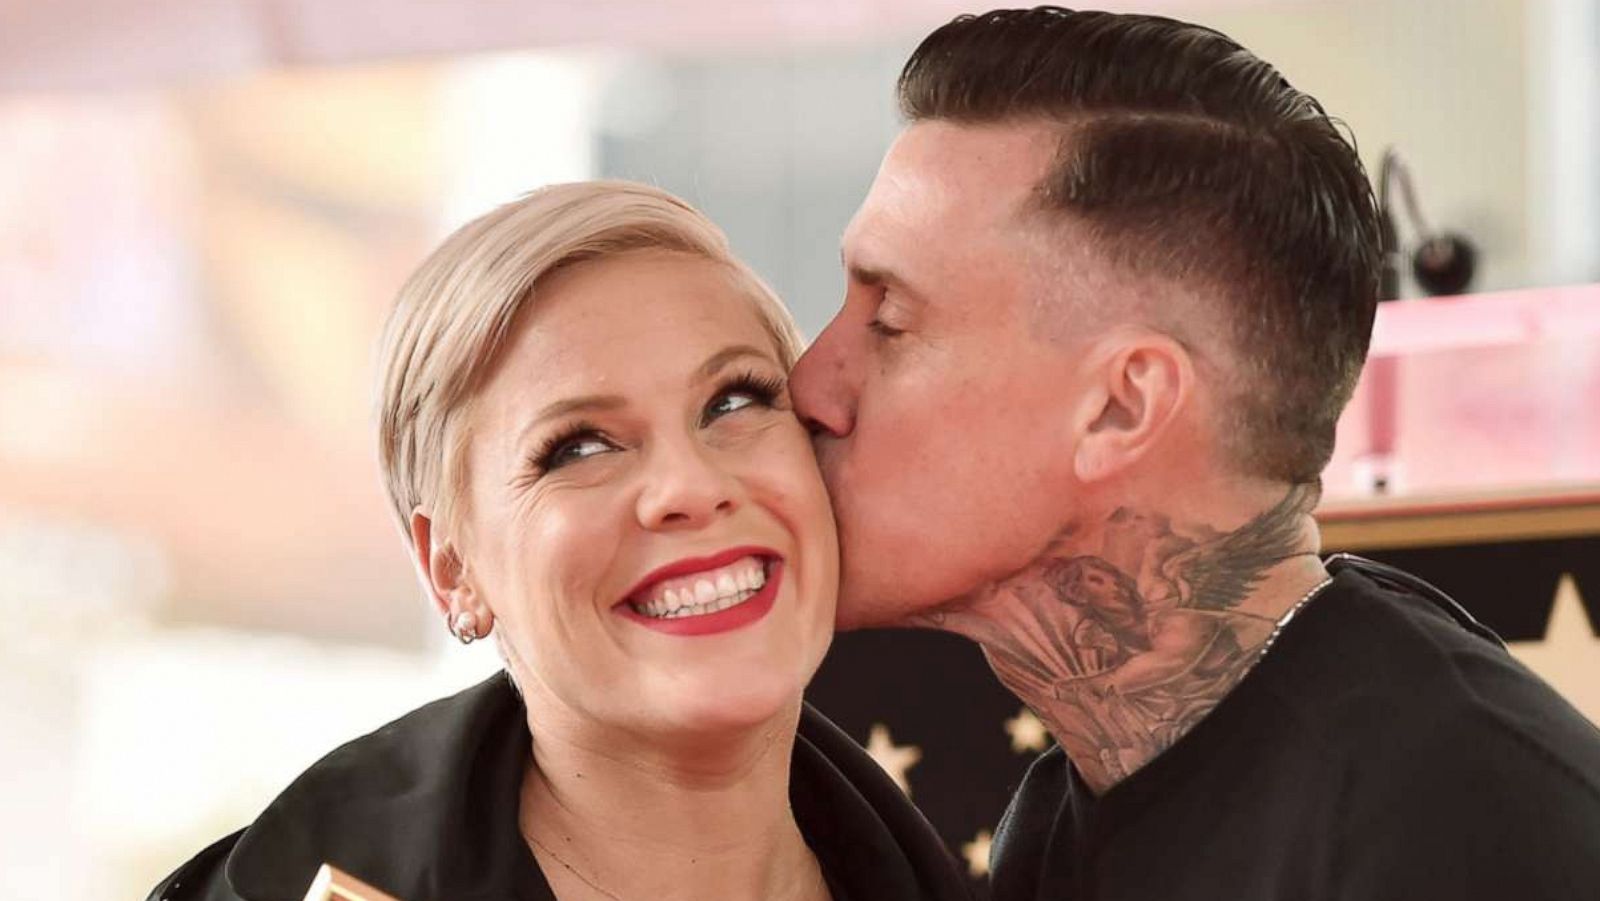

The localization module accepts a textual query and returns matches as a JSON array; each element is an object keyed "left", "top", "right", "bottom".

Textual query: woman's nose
[{"left": 635, "top": 440, "right": 742, "bottom": 531}]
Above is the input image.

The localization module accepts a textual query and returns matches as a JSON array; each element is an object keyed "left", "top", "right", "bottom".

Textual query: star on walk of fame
[
  {"left": 962, "top": 829, "right": 994, "bottom": 877},
  {"left": 1004, "top": 707, "right": 1050, "bottom": 754},
  {"left": 864, "top": 722, "right": 922, "bottom": 796},
  {"left": 1510, "top": 573, "right": 1600, "bottom": 725}
]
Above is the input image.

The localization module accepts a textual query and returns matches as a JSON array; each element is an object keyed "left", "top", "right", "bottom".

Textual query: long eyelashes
[
  {"left": 528, "top": 419, "right": 610, "bottom": 475},
  {"left": 523, "top": 370, "right": 789, "bottom": 479},
  {"left": 702, "top": 370, "right": 788, "bottom": 423}
]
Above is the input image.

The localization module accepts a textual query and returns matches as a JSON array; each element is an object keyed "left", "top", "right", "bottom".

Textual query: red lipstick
[{"left": 614, "top": 547, "right": 783, "bottom": 637}]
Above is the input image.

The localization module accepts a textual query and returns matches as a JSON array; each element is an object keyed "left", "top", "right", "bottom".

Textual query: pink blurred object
[
  {"left": 1328, "top": 283, "right": 1600, "bottom": 504},
  {"left": 0, "top": 0, "right": 1316, "bottom": 92},
  {"left": 1369, "top": 283, "right": 1600, "bottom": 358}
]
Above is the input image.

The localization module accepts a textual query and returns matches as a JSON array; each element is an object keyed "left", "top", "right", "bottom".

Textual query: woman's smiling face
[{"left": 455, "top": 249, "right": 837, "bottom": 739}]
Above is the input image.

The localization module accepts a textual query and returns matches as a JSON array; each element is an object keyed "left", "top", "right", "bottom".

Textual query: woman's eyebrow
[
  {"left": 694, "top": 344, "right": 774, "bottom": 381},
  {"left": 534, "top": 394, "right": 627, "bottom": 422},
  {"left": 516, "top": 394, "right": 627, "bottom": 448},
  {"left": 514, "top": 345, "right": 773, "bottom": 445}
]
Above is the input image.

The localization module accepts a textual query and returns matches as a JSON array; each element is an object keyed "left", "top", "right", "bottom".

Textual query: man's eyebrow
[
  {"left": 842, "top": 251, "right": 923, "bottom": 302},
  {"left": 841, "top": 246, "right": 884, "bottom": 286},
  {"left": 847, "top": 263, "right": 889, "bottom": 287},
  {"left": 696, "top": 344, "right": 775, "bottom": 381}
]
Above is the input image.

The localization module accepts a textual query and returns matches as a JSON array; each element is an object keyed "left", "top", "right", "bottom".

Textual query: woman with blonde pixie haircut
[{"left": 150, "top": 181, "right": 970, "bottom": 901}]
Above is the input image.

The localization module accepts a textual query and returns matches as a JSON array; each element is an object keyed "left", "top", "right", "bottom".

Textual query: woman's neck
[{"left": 517, "top": 699, "right": 829, "bottom": 901}]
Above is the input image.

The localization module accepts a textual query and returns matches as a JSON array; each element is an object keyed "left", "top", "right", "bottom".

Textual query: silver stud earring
[{"left": 451, "top": 611, "right": 479, "bottom": 645}]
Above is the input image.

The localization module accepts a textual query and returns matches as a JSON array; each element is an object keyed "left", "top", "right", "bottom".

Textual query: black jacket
[{"left": 149, "top": 672, "right": 970, "bottom": 901}]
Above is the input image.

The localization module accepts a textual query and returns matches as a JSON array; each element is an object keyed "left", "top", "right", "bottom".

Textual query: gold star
[
  {"left": 962, "top": 829, "right": 994, "bottom": 877},
  {"left": 864, "top": 723, "right": 922, "bottom": 797},
  {"left": 1004, "top": 707, "right": 1051, "bottom": 754},
  {"left": 1510, "top": 574, "right": 1600, "bottom": 725}
]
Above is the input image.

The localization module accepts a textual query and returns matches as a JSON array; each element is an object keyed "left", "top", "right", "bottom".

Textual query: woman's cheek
[
  {"left": 530, "top": 487, "right": 614, "bottom": 557},
  {"left": 774, "top": 426, "right": 830, "bottom": 501},
  {"left": 732, "top": 430, "right": 805, "bottom": 499},
  {"left": 549, "top": 485, "right": 637, "bottom": 587}
]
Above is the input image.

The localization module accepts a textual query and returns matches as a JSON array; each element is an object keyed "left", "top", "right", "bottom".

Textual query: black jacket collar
[
  {"left": 230, "top": 671, "right": 542, "bottom": 900},
  {"left": 156, "top": 673, "right": 969, "bottom": 901}
]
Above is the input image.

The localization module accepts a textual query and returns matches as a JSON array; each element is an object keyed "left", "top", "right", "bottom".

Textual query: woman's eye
[
  {"left": 536, "top": 433, "right": 615, "bottom": 473},
  {"left": 553, "top": 438, "right": 612, "bottom": 467},
  {"left": 703, "top": 375, "right": 783, "bottom": 424},
  {"left": 706, "top": 390, "right": 760, "bottom": 420}
]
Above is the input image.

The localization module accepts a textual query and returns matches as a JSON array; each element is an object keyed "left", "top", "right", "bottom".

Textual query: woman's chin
[
  {"left": 616, "top": 609, "right": 830, "bottom": 739},
  {"left": 643, "top": 672, "right": 806, "bottom": 739}
]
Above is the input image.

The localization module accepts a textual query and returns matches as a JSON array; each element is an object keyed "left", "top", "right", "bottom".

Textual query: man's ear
[
  {"left": 409, "top": 509, "right": 470, "bottom": 619},
  {"left": 1072, "top": 333, "right": 1191, "bottom": 484}
]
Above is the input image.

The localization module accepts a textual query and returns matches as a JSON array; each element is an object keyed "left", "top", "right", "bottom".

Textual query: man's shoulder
[
  {"left": 1261, "top": 565, "right": 1538, "bottom": 724},
  {"left": 1277, "top": 564, "right": 1600, "bottom": 895},
  {"left": 1333, "top": 563, "right": 1600, "bottom": 818},
  {"left": 1259, "top": 563, "right": 1599, "bottom": 787},
  {"left": 1335, "top": 685, "right": 1600, "bottom": 899}
]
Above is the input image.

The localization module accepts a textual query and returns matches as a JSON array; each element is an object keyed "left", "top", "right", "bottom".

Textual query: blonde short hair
[{"left": 376, "top": 180, "right": 803, "bottom": 539}]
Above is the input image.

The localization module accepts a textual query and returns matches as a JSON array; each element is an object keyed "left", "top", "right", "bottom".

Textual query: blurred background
[{"left": 2, "top": 1, "right": 1598, "bottom": 897}]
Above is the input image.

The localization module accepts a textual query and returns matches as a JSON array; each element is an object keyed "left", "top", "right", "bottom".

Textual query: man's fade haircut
[{"left": 898, "top": 6, "right": 1381, "bottom": 485}]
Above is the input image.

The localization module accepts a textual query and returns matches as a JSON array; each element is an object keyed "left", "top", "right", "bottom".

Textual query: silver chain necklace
[
  {"left": 1256, "top": 576, "right": 1334, "bottom": 664},
  {"left": 525, "top": 827, "right": 832, "bottom": 901},
  {"left": 527, "top": 831, "right": 627, "bottom": 901}
]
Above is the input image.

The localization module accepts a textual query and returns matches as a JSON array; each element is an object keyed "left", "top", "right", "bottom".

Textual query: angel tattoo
[{"left": 978, "top": 489, "right": 1316, "bottom": 781}]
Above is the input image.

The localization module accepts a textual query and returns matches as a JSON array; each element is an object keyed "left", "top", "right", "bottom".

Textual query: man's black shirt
[{"left": 989, "top": 563, "right": 1600, "bottom": 900}]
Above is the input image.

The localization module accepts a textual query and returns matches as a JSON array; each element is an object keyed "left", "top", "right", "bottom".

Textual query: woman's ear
[
  {"left": 1072, "top": 332, "right": 1191, "bottom": 484},
  {"left": 409, "top": 508, "right": 469, "bottom": 619}
]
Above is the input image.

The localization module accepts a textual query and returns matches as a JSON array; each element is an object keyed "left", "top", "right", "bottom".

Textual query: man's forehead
[
  {"left": 891, "top": 121, "right": 1054, "bottom": 201},
  {"left": 845, "top": 120, "right": 1057, "bottom": 256}
]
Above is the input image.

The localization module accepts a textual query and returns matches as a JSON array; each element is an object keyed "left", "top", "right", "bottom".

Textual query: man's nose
[
  {"left": 791, "top": 321, "right": 856, "bottom": 439},
  {"left": 636, "top": 439, "right": 741, "bottom": 531}
]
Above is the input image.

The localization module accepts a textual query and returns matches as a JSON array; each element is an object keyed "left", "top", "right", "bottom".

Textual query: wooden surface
[
  {"left": 1318, "top": 483, "right": 1600, "bottom": 551},
  {"left": 303, "top": 864, "right": 402, "bottom": 901}
]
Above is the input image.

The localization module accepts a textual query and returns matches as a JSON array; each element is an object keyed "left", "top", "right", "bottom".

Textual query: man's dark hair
[{"left": 899, "top": 7, "right": 1381, "bottom": 484}]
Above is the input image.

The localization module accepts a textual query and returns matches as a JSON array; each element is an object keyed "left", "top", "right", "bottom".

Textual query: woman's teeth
[{"left": 630, "top": 557, "right": 768, "bottom": 619}]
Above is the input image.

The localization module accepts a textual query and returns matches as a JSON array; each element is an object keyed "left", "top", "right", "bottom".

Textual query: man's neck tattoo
[{"left": 920, "top": 485, "right": 1325, "bottom": 794}]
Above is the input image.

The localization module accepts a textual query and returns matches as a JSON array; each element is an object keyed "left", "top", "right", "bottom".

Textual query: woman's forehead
[
  {"left": 535, "top": 251, "right": 765, "bottom": 338},
  {"left": 476, "top": 254, "right": 780, "bottom": 423}
]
